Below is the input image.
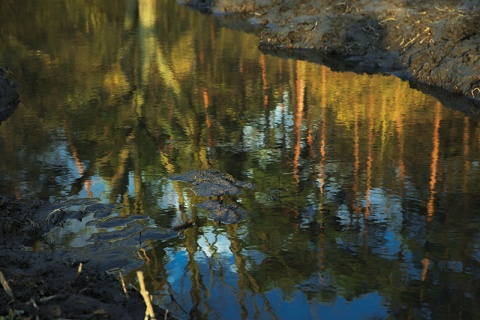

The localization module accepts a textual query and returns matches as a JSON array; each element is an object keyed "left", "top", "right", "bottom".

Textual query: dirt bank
[
  {"left": 0, "top": 196, "right": 174, "bottom": 319},
  {"left": 180, "top": 0, "right": 480, "bottom": 103}
]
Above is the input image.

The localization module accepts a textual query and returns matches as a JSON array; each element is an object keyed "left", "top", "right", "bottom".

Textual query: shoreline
[
  {"left": 0, "top": 196, "right": 174, "bottom": 319},
  {"left": 180, "top": 0, "right": 480, "bottom": 106}
]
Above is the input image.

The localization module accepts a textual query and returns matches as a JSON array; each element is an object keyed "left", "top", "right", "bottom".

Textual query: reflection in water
[
  {"left": 427, "top": 102, "right": 441, "bottom": 221},
  {"left": 1, "top": 0, "right": 480, "bottom": 319}
]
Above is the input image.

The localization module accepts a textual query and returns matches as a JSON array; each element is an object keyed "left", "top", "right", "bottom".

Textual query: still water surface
[{"left": 1, "top": 0, "right": 480, "bottom": 319}]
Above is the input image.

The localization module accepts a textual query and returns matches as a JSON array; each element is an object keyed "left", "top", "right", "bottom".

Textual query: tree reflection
[{"left": 1, "top": 0, "right": 480, "bottom": 319}]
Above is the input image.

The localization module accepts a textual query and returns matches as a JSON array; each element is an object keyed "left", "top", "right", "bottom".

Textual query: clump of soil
[
  {"left": 0, "top": 196, "right": 173, "bottom": 319},
  {"left": 180, "top": 0, "right": 480, "bottom": 102}
]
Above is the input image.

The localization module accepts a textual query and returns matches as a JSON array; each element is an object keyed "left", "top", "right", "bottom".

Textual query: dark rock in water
[
  {"left": 172, "top": 219, "right": 195, "bottom": 231},
  {"left": 137, "top": 227, "right": 177, "bottom": 241},
  {"left": 171, "top": 169, "right": 254, "bottom": 197},
  {"left": 197, "top": 199, "right": 247, "bottom": 224},
  {"left": 171, "top": 169, "right": 253, "bottom": 223},
  {"left": 95, "top": 215, "right": 147, "bottom": 229},
  {"left": 194, "top": 181, "right": 240, "bottom": 197},
  {"left": 0, "top": 67, "right": 20, "bottom": 123}
]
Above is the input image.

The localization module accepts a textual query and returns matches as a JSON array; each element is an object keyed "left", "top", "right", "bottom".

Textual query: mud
[
  {"left": 180, "top": 0, "right": 480, "bottom": 104},
  {"left": 0, "top": 196, "right": 174, "bottom": 319}
]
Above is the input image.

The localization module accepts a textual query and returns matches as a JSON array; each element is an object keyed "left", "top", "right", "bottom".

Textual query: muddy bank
[
  {"left": 0, "top": 196, "right": 174, "bottom": 319},
  {"left": 0, "top": 168, "right": 255, "bottom": 318},
  {"left": 180, "top": 0, "right": 480, "bottom": 103}
]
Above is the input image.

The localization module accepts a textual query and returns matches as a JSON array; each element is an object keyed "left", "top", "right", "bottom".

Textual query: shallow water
[{"left": 1, "top": 0, "right": 480, "bottom": 319}]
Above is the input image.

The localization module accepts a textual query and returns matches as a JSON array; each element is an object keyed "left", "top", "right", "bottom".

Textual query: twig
[
  {"left": 78, "top": 284, "right": 92, "bottom": 294},
  {"left": 137, "top": 248, "right": 151, "bottom": 263},
  {"left": 45, "top": 207, "right": 66, "bottom": 225},
  {"left": 39, "top": 295, "right": 60, "bottom": 303},
  {"left": 402, "top": 33, "right": 420, "bottom": 49},
  {"left": 379, "top": 17, "right": 395, "bottom": 25},
  {"left": 76, "top": 262, "right": 83, "bottom": 277},
  {"left": 119, "top": 271, "right": 129, "bottom": 298},
  {"left": 137, "top": 271, "right": 156, "bottom": 320},
  {"left": 27, "top": 298, "right": 39, "bottom": 309},
  {"left": 26, "top": 218, "right": 41, "bottom": 228}
]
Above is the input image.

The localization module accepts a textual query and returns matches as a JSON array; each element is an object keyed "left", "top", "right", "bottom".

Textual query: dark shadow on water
[{"left": 409, "top": 81, "right": 480, "bottom": 117}]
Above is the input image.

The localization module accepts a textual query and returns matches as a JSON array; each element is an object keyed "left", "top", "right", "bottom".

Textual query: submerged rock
[
  {"left": 171, "top": 169, "right": 254, "bottom": 197},
  {"left": 197, "top": 199, "right": 247, "bottom": 224},
  {"left": 0, "top": 67, "right": 20, "bottom": 123},
  {"left": 171, "top": 169, "right": 254, "bottom": 223}
]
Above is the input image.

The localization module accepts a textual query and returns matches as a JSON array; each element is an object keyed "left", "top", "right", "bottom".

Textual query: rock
[
  {"left": 0, "top": 67, "right": 20, "bottom": 123},
  {"left": 171, "top": 169, "right": 254, "bottom": 197},
  {"left": 171, "top": 169, "right": 254, "bottom": 223},
  {"left": 197, "top": 199, "right": 247, "bottom": 224}
]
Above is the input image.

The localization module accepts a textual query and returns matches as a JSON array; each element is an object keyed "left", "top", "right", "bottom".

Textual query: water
[{"left": 1, "top": 0, "right": 480, "bottom": 319}]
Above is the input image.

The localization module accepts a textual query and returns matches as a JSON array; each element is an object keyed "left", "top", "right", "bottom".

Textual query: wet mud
[
  {"left": 0, "top": 196, "right": 175, "bottom": 319},
  {"left": 180, "top": 0, "right": 480, "bottom": 104}
]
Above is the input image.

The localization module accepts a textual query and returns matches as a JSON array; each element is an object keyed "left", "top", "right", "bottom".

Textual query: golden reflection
[
  {"left": 317, "top": 65, "right": 328, "bottom": 226},
  {"left": 395, "top": 106, "right": 406, "bottom": 198},
  {"left": 261, "top": 54, "right": 269, "bottom": 106},
  {"left": 103, "top": 62, "right": 130, "bottom": 96},
  {"left": 203, "top": 87, "right": 215, "bottom": 149},
  {"left": 318, "top": 94, "right": 326, "bottom": 196},
  {"left": 427, "top": 102, "right": 442, "bottom": 222},
  {"left": 108, "top": 135, "right": 134, "bottom": 203},
  {"left": 293, "top": 61, "right": 305, "bottom": 186},
  {"left": 352, "top": 97, "right": 362, "bottom": 216},
  {"left": 64, "top": 120, "right": 94, "bottom": 198},
  {"left": 463, "top": 116, "right": 471, "bottom": 179},
  {"left": 364, "top": 93, "right": 375, "bottom": 219},
  {"left": 421, "top": 257, "right": 429, "bottom": 281}
]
